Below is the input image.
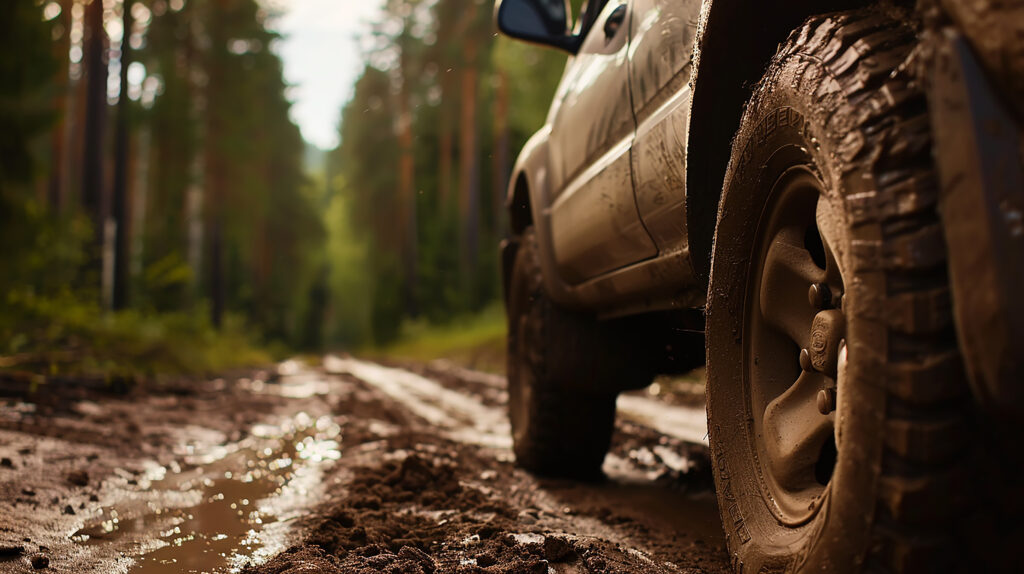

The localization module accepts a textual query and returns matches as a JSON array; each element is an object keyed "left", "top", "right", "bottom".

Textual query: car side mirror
[{"left": 495, "top": 0, "right": 578, "bottom": 53}]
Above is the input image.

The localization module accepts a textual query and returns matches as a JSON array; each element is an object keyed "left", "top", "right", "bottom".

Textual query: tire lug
[
  {"left": 799, "top": 348, "right": 813, "bottom": 372},
  {"left": 808, "top": 283, "right": 831, "bottom": 309},
  {"left": 817, "top": 388, "right": 836, "bottom": 415}
]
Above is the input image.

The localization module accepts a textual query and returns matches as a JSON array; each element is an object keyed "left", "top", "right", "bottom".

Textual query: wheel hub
[
  {"left": 746, "top": 166, "right": 846, "bottom": 525},
  {"left": 808, "top": 310, "right": 844, "bottom": 377}
]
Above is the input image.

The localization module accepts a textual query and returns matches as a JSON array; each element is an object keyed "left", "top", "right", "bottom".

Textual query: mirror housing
[{"left": 495, "top": 0, "right": 579, "bottom": 53}]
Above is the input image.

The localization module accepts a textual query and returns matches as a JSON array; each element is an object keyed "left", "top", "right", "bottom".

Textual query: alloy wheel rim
[{"left": 745, "top": 166, "right": 846, "bottom": 525}]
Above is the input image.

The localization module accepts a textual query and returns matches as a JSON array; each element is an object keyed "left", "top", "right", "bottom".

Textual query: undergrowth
[
  {"left": 0, "top": 291, "right": 272, "bottom": 382},
  {"left": 366, "top": 303, "right": 507, "bottom": 374}
]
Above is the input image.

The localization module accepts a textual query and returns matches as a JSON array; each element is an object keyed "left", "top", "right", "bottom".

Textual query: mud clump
[
  {"left": 243, "top": 368, "right": 731, "bottom": 574},
  {"left": 66, "top": 469, "right": 89, "bottom": 487},
  {"left": 243, "top": 435, "right": 576, "bottom": 574},
  {"left": 29, "top": 553, "right": 49, "bottom": 569},
  {"left": 542, "top": 535, "right": 575, "bottom": 562}
]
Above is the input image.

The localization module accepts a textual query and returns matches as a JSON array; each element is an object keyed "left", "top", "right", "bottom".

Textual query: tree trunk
[
  {"left": 209, "top": 220, "right": 224, "bottom": 329},
  {"left": 397, "top": 84, "right": 418, "bottom": 316},
  {"left": 186, "top": 0, "right": 207, "bottom": 309},
  {"left": 492, "top": 68, "right": 510, "bottom": 238},
  {"left": 458, "top": 36, "right": 480, "bottom": 282},
  {"left": 112, "top": 0, "right": 133, "bottom": 309},
  {"left": 130, "top": 126, "right": 151, "bottom": 281},
  {"left": 81, "top": 0, "right": 108, "bottom": 247},
  {"left": 438, "top": 73, "right": 454, "bottom": 210},
  {"left": 47, "top": 0, "right": 73, "bottom": 211},
  {"left": 202, "top": 0, "right": 225, "bottom": 329}
]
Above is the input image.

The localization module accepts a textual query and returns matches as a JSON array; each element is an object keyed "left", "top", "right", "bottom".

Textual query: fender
[
  {"left": 685, "top": 0, "right": 867, "bottom": 283},
  {"left": 927, "top": 30, "right": 1024, "bottom": 427},
  {"left": 508, "top": 0, "right": 876, "bottom": 315},
  {"left": 503, "top": 126, "right": 579, "bottom": 308}
]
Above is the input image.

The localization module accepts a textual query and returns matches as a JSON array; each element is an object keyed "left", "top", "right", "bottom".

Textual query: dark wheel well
[
  {"left": 508, "top": 173, "right": 533, "bottom": 236},
  {"left": 686, "top": 0, "right": 876, "bottom": 283}
]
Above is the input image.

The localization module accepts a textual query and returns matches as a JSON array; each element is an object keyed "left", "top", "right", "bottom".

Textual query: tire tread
[{"left": 781, "top": 10, "right": 972, "bottom": 572}]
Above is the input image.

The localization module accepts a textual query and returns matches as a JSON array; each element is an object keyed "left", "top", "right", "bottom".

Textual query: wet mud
[{"left": 0, "top": 358, "right": 727, "bottom": 573}]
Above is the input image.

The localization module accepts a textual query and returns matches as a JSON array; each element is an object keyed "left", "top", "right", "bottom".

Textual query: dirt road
[{"left": 0, "top": 358, "right": 728, "bottom": 573}]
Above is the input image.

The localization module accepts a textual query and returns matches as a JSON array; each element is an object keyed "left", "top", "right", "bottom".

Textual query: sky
[{"left": 263, "top": 0, "right": 386, "bottom": 150}]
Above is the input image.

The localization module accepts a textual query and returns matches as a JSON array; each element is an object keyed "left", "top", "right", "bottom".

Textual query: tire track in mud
[
  {"left": 0, "top": 367, "right": 355, "bottom": 574},
  {"left": 251, "top": 356, "right": 729, "bottom": 573},
  {"left": 0, "top": 359, "right": 729, "bottom": 573}
]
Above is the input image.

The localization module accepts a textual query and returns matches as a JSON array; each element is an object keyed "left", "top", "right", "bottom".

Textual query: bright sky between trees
[{"left": 263, "top": 0, "right": 385, "bottom": 150}]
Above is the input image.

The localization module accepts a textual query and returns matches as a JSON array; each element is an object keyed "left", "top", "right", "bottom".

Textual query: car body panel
[
  {"left": 547, "top": 0, "right": 658, "bottom": 283},
  {"left": 550, "top": 138, "right": 655, "bottom": 283},
  {"left": 627, "top": 0, "right": 700, "bottom": 119},
  {"left": 628, "top": 0, "right": 701, "bottom": 255},
  {"left": 503, "top": 0, "right": 1024, "bottom": 335}
]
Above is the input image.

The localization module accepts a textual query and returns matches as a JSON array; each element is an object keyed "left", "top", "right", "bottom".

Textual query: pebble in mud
[{"left": 29, "top": 553, "right": 49, "bottom": 569}]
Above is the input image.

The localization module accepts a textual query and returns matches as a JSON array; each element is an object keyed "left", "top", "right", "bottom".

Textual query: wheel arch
[
  {"left": 502, "top": 127, "right": 556, "bottom": 304},
  {"left": 508, "top": 172, "right": 533, "bottom": 236},
  {"left": 685, "top": 0, "right": 878, "bottom": 283},
  {"left": 505, "top": 126, "right": 551, "bottom": 238}
]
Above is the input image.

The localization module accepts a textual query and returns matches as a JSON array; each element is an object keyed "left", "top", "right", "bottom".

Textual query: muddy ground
[{"left": 0, "top": 357, "right": 728, "bottom": 573}]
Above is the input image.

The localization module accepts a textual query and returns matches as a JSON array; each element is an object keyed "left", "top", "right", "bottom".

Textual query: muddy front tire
[
  {"left": 706, "top": 10, "right": 972, "bottom": 574},
  {"left": 506, "top": 228, "right": 621, "bottom": 480}
]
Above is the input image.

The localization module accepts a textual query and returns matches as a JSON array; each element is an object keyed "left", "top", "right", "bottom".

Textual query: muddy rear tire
[
  {"left": 706, "top": 10, "right": 973, "bottom": 573},
  {"left": 506, "top": 228, "right": 618, "bottom": 480}
]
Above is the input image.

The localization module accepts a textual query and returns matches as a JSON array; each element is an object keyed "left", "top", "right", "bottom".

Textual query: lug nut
[
  {"left": 799, "top": 348, "right": 813, "bottom": 372},
  {"left": 808, "top": 283, "right": 832, "bottom": 309},
  {"left": 817, "top": 388, "right": 836, "bottom": 415}
]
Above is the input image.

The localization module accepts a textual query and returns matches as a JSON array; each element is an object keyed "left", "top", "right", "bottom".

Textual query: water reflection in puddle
[{"left": 74, "top": 412, "right": 341, "bottom": 573}]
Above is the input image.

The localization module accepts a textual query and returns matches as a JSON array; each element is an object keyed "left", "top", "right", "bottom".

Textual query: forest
[{"left": 0, "top": 0, "right": 572, "bottom": 376}]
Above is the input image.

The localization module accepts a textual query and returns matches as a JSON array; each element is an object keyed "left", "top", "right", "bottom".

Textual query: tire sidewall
[
  {"left": 507, "top": 230, "right": 543, "bottom": 459},
  {"left": 706, "top": 57, "right": 888, "bottom": 572}
]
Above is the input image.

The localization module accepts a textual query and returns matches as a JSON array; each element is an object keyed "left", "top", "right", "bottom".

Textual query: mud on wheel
[{"left": 706, "top": 10, "right": 972, "bottom": 574}]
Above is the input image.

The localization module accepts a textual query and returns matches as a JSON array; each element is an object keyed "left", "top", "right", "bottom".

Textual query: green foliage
[
  {"left": 324, "top": 177, "right": 374, "bottom": 346},
  {"left": 0, "top": 0, "right": 56, "bottom": 188},
  {"left": 327, "top": 0, "right": 571, "bottom": 345},
  {"left": 0, "top": 0, "right": 577, "bottom": 374},
  {"left": 368, "top": 303, "right": 508, "bottom": 374},
  {"left": 0, "top": 0, "right": 324, "bottom": 379},
  {"left": 0, "top": 292, "right": 270, "bottom": 379},
  {"left": 0, "top": 195, "right": 91, "bottom": 299}
]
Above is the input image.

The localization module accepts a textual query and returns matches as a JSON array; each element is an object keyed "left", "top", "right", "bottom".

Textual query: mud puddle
[
  {"left": 1, "top": 357, "right": 730, "bottom": 573},
  {"left": 71, "top": 411, "right": 342, "bottom": 573}
]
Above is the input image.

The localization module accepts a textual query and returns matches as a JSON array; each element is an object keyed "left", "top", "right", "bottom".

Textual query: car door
[
  {"left": 627, "top": 0, "right": 702, "bottom": 250},
  {"left": 547, "top": 0, "right": 657, "bottom": 285}
]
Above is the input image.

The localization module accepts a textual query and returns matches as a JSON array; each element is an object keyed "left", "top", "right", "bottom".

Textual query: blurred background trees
[
  {"left": 1, "top": 0, "right": 572, "bottom": 371},
  {"left": 328, "top": 0, "right": 572, "bottom": 346}
]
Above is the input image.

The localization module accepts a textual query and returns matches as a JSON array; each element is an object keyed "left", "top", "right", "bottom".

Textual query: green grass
[
  {"left": 367, "top": 303, "right": 508, "bottom": 373},
  {"left": 0, "top": 291, "right": 273, "bottom": 383}
]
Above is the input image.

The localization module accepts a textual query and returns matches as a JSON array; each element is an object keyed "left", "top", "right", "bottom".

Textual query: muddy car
[{"left": 495, "top": 0, "right": 1024, "bottom": 572}]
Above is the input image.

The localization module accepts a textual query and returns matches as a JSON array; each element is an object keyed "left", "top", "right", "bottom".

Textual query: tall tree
[
  {"left": 47, "top": 0, "right": 74, "bottom": 210},
  {"left": 81, "top": 0, "right": 108, "bottom": 248},
  {"left": 112, "top": 0, "right": 133, "bottom": 309},
  {"left": 457, "top": 8, "right": 482, "bottom": 285}
]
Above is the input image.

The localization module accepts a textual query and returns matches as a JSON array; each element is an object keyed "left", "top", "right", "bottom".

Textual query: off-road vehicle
[{"left": 495, "top": 0, "right": 1024, "bottom": 571}]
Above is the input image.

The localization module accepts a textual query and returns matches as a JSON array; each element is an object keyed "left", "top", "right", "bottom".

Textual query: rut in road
[
  {"left": 0, "top": 358, "right": 728, "bottom": 573},
  {"left": 245, "top": 356, "right": 728, "bottom": 573}
]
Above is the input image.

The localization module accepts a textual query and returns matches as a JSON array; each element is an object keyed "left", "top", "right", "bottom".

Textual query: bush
[{"left": 0, "top": 291, "right": 271, "bottom": 381}]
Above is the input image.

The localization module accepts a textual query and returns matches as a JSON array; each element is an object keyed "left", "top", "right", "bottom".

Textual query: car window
[{"left": 576, "top": 0, "right": 612, "bottom": 37}]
